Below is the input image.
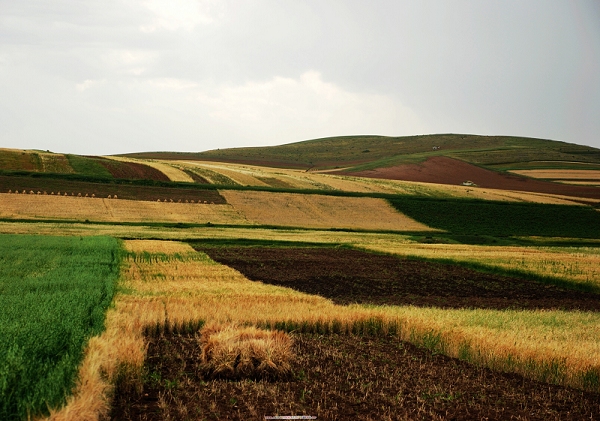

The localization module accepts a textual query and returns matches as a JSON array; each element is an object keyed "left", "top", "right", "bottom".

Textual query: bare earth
[{"left": 342, "top": 157, "right": 600, "bottom": 200}]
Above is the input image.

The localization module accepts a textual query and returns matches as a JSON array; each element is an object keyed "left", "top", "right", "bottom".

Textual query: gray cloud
[{"left": 1, "top": 0, "right": 599, "bottom": 155}]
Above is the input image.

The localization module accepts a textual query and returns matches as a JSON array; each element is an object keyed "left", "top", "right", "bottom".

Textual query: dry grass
[
  {"left": 510, "top": 169, "right": 600, "bottom": 180},
  {"left": 41, "top": 238, "right": 600, "bottom": 421},
  {"left": 123, "top": 241, "right": 600, "bottom": 389},
  {"left": 221, "top": 190, "right": 436, "bottom": 231},
  {"left": 104, "top": 156, "right": 194, "bottom": 183},
  {"left": 0, "top": 194, "right": 247, "bottom": 224},
  {"left": 172, "top": 160, "right": 589, "bottom": 204},
  {"left": 182, "top": 162, "right": 271, "bottom": 186},
  {"left": 199, "top": 322, "right": 293, "bottom": 379},
  {"left": 356, "top": 241, "right": 600, "bottom": 289}
]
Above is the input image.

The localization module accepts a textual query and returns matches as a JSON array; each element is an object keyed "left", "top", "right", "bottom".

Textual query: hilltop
[{"left": 122, "top": 134, "right": 600, "bottom": 170}]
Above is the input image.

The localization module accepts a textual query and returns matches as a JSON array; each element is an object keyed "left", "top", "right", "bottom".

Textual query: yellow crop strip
[
  {"left": 221, "top": 190, "right": 436, "bottom": 231},
  {"left": 46, "top": 238, "right": 600, "bottom": 421},
  {"left": 0, "top": 194, "right": 248, "bottom": 224},
  {"left": 357, "top": 242, "right": 600, "bottom": 288}
]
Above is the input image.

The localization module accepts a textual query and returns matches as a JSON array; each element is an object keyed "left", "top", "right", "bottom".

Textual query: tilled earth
[
  {"left": 111, "top": 332, "right": 600, "bottom": 421},
  {"left": 197, "top": 246, "right": 600, "bottom": 311},
  {"left": 0, "top": 175, "right": 226, "bottom": 203}
]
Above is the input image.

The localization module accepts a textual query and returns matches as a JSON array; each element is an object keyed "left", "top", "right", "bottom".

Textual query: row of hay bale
[
  {"left": 155, "top": 198, "right": 214, "bottom": 204},
  {"left": 7, "top": 189, "right": 215, "bottom": 203},
  {"left": 8, "top": 189, "right": 100, "bottom": 197}
]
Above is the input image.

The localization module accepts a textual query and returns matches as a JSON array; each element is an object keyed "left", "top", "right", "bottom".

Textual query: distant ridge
[{"left": 121, "top": 134, "right": 600, "bottom": 171}]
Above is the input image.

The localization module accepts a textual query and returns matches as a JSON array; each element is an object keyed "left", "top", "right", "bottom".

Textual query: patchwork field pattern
[
  {"left": 103, "top": 156, "right": 195, "bottom": 183},
  {"left": 221, "top": 190, "right": 435, "bottom": 231},
  {"left": 0, "top": 149, "right": 73, "bottom": 173}
]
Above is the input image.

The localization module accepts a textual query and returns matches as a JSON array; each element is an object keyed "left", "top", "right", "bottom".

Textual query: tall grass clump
[
  {"left": 198, "top": 322, "right": 293, "bottom": 379},
  {"left": 0, "top": 235, "right": 121, "bottom": 421}
]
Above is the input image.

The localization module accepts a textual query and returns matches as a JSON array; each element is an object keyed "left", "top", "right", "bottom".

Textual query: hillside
[{"left": 122, "top": 134, "right": 600, "bottom": 170}]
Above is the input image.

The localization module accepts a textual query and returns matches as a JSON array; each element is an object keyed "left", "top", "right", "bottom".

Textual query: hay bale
[
  {"left": 198, "top": 322, "right": 293, "bottom": 380},
  {"left": 29, "top": 190, "right": 34, "bottom": 194},
  {"left": 91, "top": 194, "right": 95, "bottom": 198},
  {"left": 77, "top": 193, "right": 82, "bottom": 197},
  {"left": 108, "top": 195, "right": 112, "bottom": 199},
  {"left": 8, "top": 190, "right": 11, "bottom": 193},
  {"left": 114, "top": 195, "right": 118, "bottom": 199}
]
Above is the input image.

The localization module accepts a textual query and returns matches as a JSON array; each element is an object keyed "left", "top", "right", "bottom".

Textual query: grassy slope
[
  {"left": 0, "top": 235, "right": 121, "bottom": 420},
  {"left": 121, "top": 134, "right": 600, "bottom": 170}
]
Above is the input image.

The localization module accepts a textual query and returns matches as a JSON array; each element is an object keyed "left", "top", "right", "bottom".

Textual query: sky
[{"left": 1, "top": 0, "right": 599, "bottom": 155}]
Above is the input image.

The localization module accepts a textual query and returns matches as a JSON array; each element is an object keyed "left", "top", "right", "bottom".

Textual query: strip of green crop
[
  {"left": 65, "top": 154, "right": 113, "bottom": 178},
  {"left": 389, "top": 197, "right": 600, "bottom": 238},
  {"left": 0, "top": 235, "right": 121, "bottom": 421}
]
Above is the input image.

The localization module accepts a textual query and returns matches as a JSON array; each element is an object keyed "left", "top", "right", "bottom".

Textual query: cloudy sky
[{"left": 1, "top": 1, "right": 599, "bottom": 155}]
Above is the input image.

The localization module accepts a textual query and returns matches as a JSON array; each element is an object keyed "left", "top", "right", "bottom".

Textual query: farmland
[
  {"left": 98, "top": 240, "right": 600, "bottom": 419},
  {"left": 1, "top": 135, "right": 600, "bottom": 420},
  {"left": 0, "top": 235, "right": 120, "bottom": 421}
]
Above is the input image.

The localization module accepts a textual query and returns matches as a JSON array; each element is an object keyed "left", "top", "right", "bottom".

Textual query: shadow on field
[{"left": 197, "top": 247, "right": 600, "bottom": 311}]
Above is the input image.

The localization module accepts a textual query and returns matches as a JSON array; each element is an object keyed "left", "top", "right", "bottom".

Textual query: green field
[
  {"left": 122, "top": 134, "right": 600, "bottom": 170},
  {"left": 0, "top": 235, "right": 121, "bottom": 421},
  {"left": 389, "top": 197, "right": 600, "bottom": 238}
]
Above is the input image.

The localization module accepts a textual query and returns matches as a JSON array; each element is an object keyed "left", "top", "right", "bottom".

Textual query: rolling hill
[{"left": 122, "top": 134, "right": 600, "bottom": 170}]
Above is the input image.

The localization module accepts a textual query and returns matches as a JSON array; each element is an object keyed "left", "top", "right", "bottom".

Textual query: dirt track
[
  {"left": 198, "top": 247, "right": 600, "bottom": 311},
  {"left": 343, "top": 157, "right": 600, "bottom": 200},
  {"left": 111, "top": 332, "right": 600, "bottom": 420}
]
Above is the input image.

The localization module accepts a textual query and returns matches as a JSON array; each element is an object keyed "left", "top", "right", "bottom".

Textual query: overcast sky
[{"left": 1, "top": 1, "right": 599, "bottom": 155}]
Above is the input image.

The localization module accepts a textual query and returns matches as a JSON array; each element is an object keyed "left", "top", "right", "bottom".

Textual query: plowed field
[
  {"left": 0, "top": 176, "right": 225, "bottom": 203},
  {"left": 344, "top": 157, "right": 600, "bottom": 200},
  {"left": 110, "top": 332, "right": 600, "bottom": 421},
  {"left": 198, "top": 247, "right": 600, "bottom": 311}
]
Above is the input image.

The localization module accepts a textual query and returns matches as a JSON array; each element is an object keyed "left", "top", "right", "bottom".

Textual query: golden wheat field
[
  {"left": 103, "top": 156, "right": 195, "bottom": 183},
  {"left": 220, "top": 190, "right": 437, "bottom": 231},
  {"left": 44, "top": 238, "right": 600, "bottom": 420},
  {"left": 166, "top": 160, "right": 590, "bottom": 204},
  {"left": 0, "top": 194, "right": 247, "bottom": 224}
]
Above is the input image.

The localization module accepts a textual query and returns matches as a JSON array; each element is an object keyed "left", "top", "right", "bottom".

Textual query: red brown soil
[
  {"left": 197, "top": 247, "right": 600, "bottom": 311},
  {"left": 343, "top": 157, "right": 600, "bottom": 200},
  {"left": 0, "top": 176, "right": 226, "bottom": 204},
  {"left": 110, "top": 332, "right": 600, "bottom": 420},
  {"left": 94, "top": 158, "right": 170, "bottom": 181}
]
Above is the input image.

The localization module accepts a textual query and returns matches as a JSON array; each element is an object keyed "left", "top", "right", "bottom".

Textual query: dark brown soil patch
[
  {"left": 343, "top": 157, "right": 600, "bottom": 200},
  {"left": 93, "top": 158, "right": 171, "bottom": 181},
  {"left": 197, "top": 247, "right": 600, "bottom": 311},
  {"left": 0, "top": 176, "right": 226, "bottom": 204},
  {"left": 110, "top": 332, "right": 600, "bottom": 420}
]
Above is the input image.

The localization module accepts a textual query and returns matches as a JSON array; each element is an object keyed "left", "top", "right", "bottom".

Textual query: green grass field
[{"left": 0, "top": 235, "right": 121, "bottom": 421}]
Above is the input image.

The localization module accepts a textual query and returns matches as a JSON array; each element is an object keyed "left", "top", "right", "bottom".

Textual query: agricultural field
[
  {"left": 85, "top": 240, "right": 600, "bottom": 420},
  {"left": 0, "top": 194, "right": 245, "bottom": 224},
  {"left": 1, "top": 135, "right": 600, "bottom": 420},
  {"left": 0, "top": 235, "right": 121, "bottom": 421},
  {"left": 220, "top": 190, "right": 434, "bottom": 231}
]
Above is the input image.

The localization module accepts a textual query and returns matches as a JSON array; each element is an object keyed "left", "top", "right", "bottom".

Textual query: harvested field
[
  {"left": 343, "top": 156, "right": 600, "bottom": 200},
  {"left": 510, "top": 169, "right": 600, "bottom": 180},
  {"left": 199, "top": 247, "right": 600, "bottom": 311},
  {"left": 111, "top": 332, "right": 600, "bottom": 421},
  {"left": 357, "top": 241, "right": 600, "bottom": 289},
  {"left": 0, "top": 175, "right": 225, "bottom": 203},
  {"left": 0, "top": 194, "right": 246, "bottom": 224},
  {"left": 221, "top": 190, "right": 435, "bottom": 231},
  {"left": 104, "top": 156, "right": 195, "bottom": 183}
]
